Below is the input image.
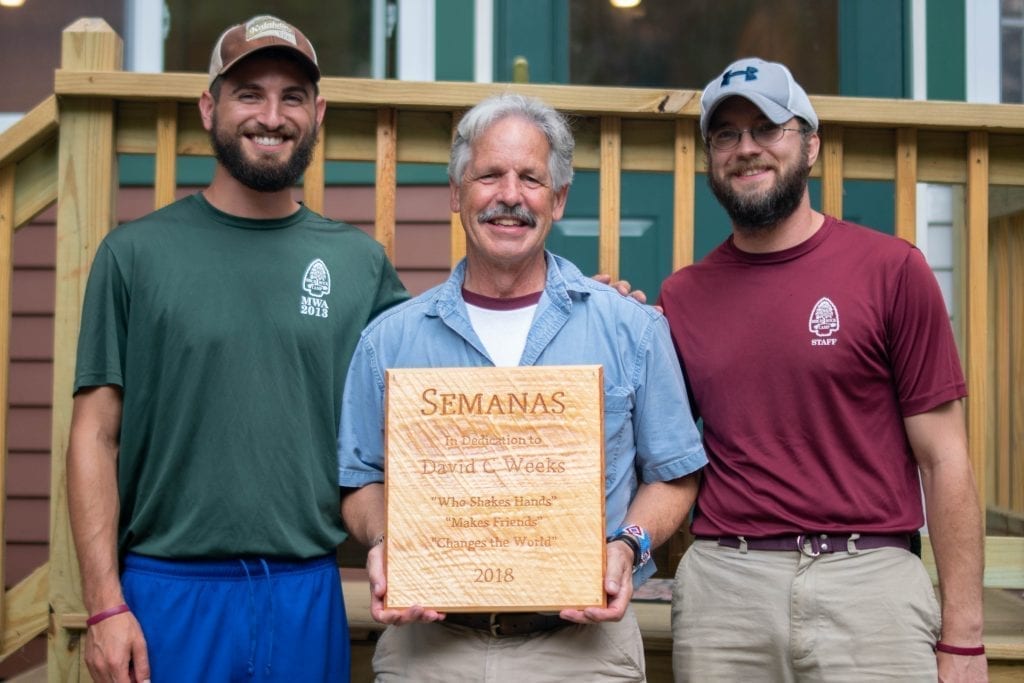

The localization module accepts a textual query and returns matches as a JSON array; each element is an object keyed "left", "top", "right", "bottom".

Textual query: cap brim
[
  {"left": 701, "top": 92, "right": 796, "bottom": 137},
  {"left": 213, "top": 44, "right": 321, "bottom": 85}
]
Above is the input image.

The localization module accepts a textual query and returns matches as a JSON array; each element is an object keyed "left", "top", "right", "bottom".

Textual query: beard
[
  {"left": 707, "top": 138, "right": 812, "bottom": 234},
  {"left": 209, "top": 113, "right": 318, "bottom": 193}
]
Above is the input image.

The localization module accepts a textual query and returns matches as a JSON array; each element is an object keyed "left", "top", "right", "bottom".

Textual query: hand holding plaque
[{"left": 384, "top": 365, "right": 606, "bottom": 612}]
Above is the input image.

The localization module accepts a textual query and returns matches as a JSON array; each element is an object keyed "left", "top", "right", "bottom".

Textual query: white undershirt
[{"left": 462, "top": 289, "right": 542, "bottom": 367}]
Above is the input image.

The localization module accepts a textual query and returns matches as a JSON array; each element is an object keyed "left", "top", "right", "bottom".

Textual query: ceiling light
[{"left": 610, "top": 0, "right": 641, "bottom": 8}]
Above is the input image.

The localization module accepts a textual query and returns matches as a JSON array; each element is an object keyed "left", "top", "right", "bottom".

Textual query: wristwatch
[{"left": 607, "top": 524, "right": 652, "bottom": 574}]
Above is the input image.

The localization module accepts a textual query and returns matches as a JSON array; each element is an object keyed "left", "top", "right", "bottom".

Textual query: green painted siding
[
  {"left": 436, "top": 0, "right": 475, "bottom": 82},
  {"left": 926, "top": 0, "right": 966, "bottom": 101},
  {"left": 494, "top": 0, "right": 568, "bottom": 83},
  {"left": 839, "top": 0, "right": 910, "bottom": 98}
]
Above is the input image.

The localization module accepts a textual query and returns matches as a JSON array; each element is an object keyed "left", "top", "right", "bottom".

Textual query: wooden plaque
[{"left": 384, "top": 365, "right": 606, "bottom": 612}]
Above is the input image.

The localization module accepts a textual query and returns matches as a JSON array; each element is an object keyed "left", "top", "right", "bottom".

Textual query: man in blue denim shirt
[{"left": 339, "top": 93, "right": 706, "bottom": 682}]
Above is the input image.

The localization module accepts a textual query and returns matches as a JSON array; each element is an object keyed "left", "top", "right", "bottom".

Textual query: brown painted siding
[
  {"left": 8, "top": 209, "right": 55, "bottom": 592},
  {"left": 5, "top": 184, "right": 451, "bottom": 581}
]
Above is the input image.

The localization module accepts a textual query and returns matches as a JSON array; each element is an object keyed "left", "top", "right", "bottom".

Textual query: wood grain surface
[{"left": 385, "top": 366, "right": 606, "bottom": 611}]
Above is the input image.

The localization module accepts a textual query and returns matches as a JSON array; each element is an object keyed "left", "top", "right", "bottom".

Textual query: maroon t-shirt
[{"left": 658, "top": 216, "right": 966, "bottom": 537}]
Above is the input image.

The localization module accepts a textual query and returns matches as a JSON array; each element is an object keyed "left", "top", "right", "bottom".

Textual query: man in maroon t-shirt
[{"left": 660, "top": 57, "right": 987, "bottom": 682}]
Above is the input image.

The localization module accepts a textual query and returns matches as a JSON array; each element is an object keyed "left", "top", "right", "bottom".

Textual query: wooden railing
[{"left": 2, "top": 18, "right": 1023, "bottom": 678}]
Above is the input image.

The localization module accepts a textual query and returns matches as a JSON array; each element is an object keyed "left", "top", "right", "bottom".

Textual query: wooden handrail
[{"left": 50, "top": 70, "right": 1024, "bottom": 132}]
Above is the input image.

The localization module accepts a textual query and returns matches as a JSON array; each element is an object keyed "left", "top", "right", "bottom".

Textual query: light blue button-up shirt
[{"left": 338, "top": 253, "right": 706, "bottom": 583}]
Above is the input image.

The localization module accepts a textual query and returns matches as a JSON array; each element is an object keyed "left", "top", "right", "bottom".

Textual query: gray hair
[{"left": 448, "top": 93, "right": 575, "bottom": 191}]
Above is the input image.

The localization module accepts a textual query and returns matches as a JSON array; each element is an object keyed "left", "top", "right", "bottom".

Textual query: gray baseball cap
[{"left": 699, "top": 57, "right": 818, "bottom": 138}]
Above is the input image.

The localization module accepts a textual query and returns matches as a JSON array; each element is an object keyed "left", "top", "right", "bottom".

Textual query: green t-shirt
[{"left": 74, "top": 193, "right": 408, "bottom": 559}]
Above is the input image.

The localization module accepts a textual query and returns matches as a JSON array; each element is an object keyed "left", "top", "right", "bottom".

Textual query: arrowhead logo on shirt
[
  {"left": 808, "top": 297, "right": 839, "bottom": 346},
  {"left": 299, "top": 258, "right": 331, "bottom": 319}
]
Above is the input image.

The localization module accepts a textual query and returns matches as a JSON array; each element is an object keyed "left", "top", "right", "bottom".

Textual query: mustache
[
  {"left": 730, "top": 161, "right": 774, "bottom": 175},
  {"left": 477, "top": 203, "right": 537, "bottom": 227},
  {"left": 242, "top": 123, "right": 299, "bottom": 138}
]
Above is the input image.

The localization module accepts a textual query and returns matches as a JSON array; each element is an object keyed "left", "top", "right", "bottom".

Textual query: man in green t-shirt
[{"left": 66, "top": 15, "right": 408, "bottom": 682}]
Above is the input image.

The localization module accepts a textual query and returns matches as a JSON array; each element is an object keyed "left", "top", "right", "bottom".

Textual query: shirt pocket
[{"left": 603, "top": 387, "right": 635, "bottom": 486}]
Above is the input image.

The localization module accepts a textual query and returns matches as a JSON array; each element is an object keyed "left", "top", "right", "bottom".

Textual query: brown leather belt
[
  {"left": 705, "top": 533, "right": 911, "bottom": 557},
  {"left": 444, "top": 612, "right": 571, "bottom": 637}
]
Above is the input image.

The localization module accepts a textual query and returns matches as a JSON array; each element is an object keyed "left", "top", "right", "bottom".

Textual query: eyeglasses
[{"left": 707, "top": 123, "right": 803, "bottom": 151}]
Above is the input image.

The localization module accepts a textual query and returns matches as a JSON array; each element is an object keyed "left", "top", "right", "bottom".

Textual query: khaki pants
[
  {"left": 373, "top": 606, "right": 646, "bottom": 682},
  {"left": 672, "top": 540, "right": 941, "bottom": 682}
]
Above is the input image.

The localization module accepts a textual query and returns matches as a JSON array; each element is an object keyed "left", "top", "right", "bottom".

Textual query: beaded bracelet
[
  {"left": 86, "top": 603, "right": 131, "bottom": 627},
  {"left": 935, "top": 642, "right": 986, "bottom": 656}
]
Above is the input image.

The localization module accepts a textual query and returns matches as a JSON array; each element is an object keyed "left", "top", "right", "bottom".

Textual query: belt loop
[
  {"left": 737, "top": 536, "right": 748, "bottom": 554},
  {"left": 489, "top": 613, "right": 501, "bottom": 637},
  {"left": 847, "top": 532, "right": 861, "bottom": 555},
  {"left": 797, "top": 534, "right": 821, "bottom": 557}
]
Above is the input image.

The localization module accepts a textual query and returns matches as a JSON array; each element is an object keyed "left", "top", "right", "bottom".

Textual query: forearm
[
  {"left": 920, "top": 460, "right": 985, "bottom": 643},
  {"left": 620, "top": 473, "right": 700, "bottom": 548},
  {"left": 340, "top": 482, "right": 386, "bottom": 546},
  {"left": 66, "top": 388, "right": 125, "bottom": 613},
  {"left": 907, "top": 400, "right": 985, "bottom": 645}
]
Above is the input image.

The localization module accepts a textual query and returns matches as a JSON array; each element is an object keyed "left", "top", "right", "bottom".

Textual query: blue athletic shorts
[{"left": 122, "top": 553, "right": 350, "bottom": 682}]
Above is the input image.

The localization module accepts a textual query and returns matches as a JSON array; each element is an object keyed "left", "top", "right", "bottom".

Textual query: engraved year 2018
[{"left": 474, "top": 567, "right": 515, "bottom": 583}]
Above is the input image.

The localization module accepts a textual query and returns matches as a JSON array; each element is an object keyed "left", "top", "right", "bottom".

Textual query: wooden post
[
  {"left": 820, "top": 125, "right": 843, "bottom": 219},
  {"left": 375, "top": 108, "right": 397, "bottom": 260},
  {"left": 965, "top": 131, "right": 989, "bottom": 513},
  {"left": 153, "top": 101, "right": 178, "bottom": 210},
  {"left": 449, "top": 110, "right": 465, "bottom": 268},
  {"left": 671, "top": 119, "right": 696, "bottom": 271},
  {"left": 598, "top": 116, "right": 621, "bottom": 280},
  {"left": 304, "top": 122, "right": 326, "bottom": 215},
  {"left": 894, "top": 128, "right": 917, "bottom": 244},
  {"left": 49, "top": 17, "right": 122, "bottom": 681}
]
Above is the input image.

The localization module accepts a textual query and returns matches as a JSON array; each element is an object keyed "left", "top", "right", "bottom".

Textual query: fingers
[
  {"left": 558, "top": 607, "right": 589, "bottom": 624},
  {"left": 371, "top": 603, "right": 446, "bottom": 625},
  {"left": 592, "top": 541, "right": 635, "bottom": 622},
  {"left": 365, "top": 549, "right": 446, "bottom": 626},
  {"left": 628, "top": 289, "right": 648, "bottom": 304},
  {"left": 592, "top": 274, "right": 652, "bottom": 305},
  {"left": 366, "top": 544, "right": 389, "bottom": 608},
  {"left": 560, "top": 542, "right": 636, "bottom": 624},
  {"left": 84, "top": 614, "right": 148, "bottom": 683},
  {"left": 131, "top": 635, "right": 151, "bottom": 683}
]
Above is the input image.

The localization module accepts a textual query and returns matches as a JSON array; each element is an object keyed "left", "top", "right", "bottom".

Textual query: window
[
  {"left": 568, "top": 0, "right": 838, "bottom": 93},
  {"left": 1003, "top": 0, "right": 1024, "bottom": 102}
]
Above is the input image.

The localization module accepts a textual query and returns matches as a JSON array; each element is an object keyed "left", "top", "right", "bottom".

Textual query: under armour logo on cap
[{"left": 720, "top": 66, "right": 759, "bottom": 87}]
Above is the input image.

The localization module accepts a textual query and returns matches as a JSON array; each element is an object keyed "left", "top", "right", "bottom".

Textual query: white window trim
[
  {"left": 474, "top": 0, "right": 493, "bottom": 83},
  {"left": 966, "top": 0, "right": 1000, "bottom": 103},
  {"left": 124, "top": 0, "right": 165, "bottom": 72},
  {"left": 397, "top": 0, "right": 435, "bottom": 81}
]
